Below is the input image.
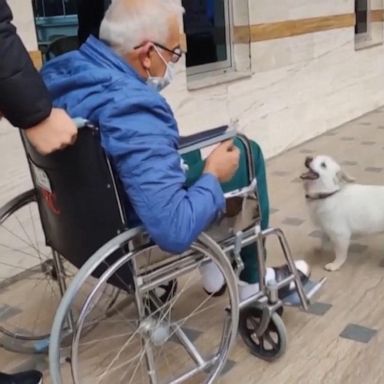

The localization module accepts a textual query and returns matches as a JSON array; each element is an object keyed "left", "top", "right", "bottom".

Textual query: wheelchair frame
[{"left": 0, "top": 122, "right": 326, "bottom": 383}]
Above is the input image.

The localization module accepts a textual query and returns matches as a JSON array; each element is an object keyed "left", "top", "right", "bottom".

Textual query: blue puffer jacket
[{"left": 41, "top": 36, "right": 225, "bottom": 253}]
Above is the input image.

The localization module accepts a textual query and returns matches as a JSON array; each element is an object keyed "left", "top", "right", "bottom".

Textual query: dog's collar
[{"left": 305, "top": 189, "right": 340, "bottom": 201}]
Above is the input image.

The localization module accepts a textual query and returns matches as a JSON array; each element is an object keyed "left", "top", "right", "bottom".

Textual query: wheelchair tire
[
  {"left": 239, "top": 304, "right": 287, "bottom": 362},
  {"left": 0, "top": 190, "right": 62, "bottom": 353},
  {"left": 0, "top": 190, "right": 121, "bottom": 354}
]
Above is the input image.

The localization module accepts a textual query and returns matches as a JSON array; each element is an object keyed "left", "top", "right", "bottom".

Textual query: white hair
[{"left": 99, "top": 0, "right": 184, "bottom": 55}]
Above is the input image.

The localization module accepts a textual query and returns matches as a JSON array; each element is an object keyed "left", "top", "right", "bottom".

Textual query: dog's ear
[{"left": 336, "top": 170, "right": 355, "bottom": 184}]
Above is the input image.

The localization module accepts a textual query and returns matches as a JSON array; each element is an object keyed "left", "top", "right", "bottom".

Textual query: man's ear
[
  {"left": 138, "top": 42, "right": 153, "bottom": 71},
  {"left": 336, "top": 170, "right": 355, "bottom": 184}
]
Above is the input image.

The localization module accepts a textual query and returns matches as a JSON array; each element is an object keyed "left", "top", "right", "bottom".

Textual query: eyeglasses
[{"left": 134, "top": 42, "right": 183, "bottom": 63}]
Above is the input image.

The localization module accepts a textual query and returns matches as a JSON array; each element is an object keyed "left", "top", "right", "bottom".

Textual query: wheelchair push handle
[{"left": 73, "top": 117, "right": 90, "bottom": 129}]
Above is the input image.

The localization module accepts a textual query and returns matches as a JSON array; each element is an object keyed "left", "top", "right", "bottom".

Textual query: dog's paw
[{"left": 324, "top": 262, "right": 341, "bottom": 272}]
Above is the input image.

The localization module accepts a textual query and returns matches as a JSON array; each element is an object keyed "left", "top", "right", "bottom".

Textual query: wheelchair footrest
[{"left": 282, "top": 277, "right": 327, "bottom": 308}]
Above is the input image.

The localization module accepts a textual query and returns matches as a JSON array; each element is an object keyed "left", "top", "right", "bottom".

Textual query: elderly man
[{"left": 41, "top": 0, "right": 310, "bottom": 300}]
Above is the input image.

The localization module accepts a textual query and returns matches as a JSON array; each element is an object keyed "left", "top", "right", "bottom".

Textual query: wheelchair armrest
[
  {"left": 178, "top": 125, "right": 237, "bottom": 155},
  {"left": 74, "top": 120, "right": 237, "bottom": 155}
]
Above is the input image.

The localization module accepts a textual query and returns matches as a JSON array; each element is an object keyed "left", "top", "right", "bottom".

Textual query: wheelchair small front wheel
[{"left": 239, "top": 305, "right": 287, "bottom": 362}]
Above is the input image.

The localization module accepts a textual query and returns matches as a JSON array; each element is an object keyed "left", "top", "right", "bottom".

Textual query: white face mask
[{"left": 146, "top": 46, "right": 175, "bottom": 92}]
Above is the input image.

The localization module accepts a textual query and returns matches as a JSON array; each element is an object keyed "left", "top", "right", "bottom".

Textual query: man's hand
[
  {"left": 203, "top": 139, "right": 240, "bottom": 183},
  {"left": 25, "top": 108, "right": 77, "bottom": 155}
]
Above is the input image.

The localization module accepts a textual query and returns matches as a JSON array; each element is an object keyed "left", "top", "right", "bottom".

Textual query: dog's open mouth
[
  {"left": 300, "top": 169, "right": 319, "bottom": 180},
  {"left": 300, "top": 157, "right": 319, "bottom": 180}
]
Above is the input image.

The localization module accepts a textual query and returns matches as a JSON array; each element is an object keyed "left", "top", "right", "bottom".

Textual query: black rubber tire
[{"left": 239, "top": 305, "right": 287, "bottom": 362}]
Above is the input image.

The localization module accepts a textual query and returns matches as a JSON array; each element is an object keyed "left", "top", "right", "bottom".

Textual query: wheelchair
[{"left": 0, "top": 121, "right": 326, "bottom": 383}]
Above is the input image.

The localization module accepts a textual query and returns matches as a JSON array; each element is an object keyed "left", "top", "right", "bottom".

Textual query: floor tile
[
  {"left": 365, "top": 167, "right": 383, "bottom": 173},
  {"left": 0, "top": 304, "right": 22, "bottom": 321},
  {"left": 307, "top": 302, "right": 333, "bottom": 316},
  {"left": 349, "top": 243, "right": 368, "bottom": 253},
  {"left": 339, "top": 324, "right": 377, "bottom": 343},
  {"left": 282, "top": 217, "right": 305, "bottom": 226},
  {"left": 308, "top": 230, "right": 323, "bottom": 239}
]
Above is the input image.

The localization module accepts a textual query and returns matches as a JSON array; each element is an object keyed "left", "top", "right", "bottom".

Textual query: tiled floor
[{"left": 1, "top": 106, "right": 384, "bottom": 383}]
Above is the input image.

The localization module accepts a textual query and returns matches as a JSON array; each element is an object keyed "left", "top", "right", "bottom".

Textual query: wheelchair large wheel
[
  {"left": 0, "top": 190, "right": 65, "bottom": 352},
  {"left": 0, "top": 190, "right": 119, "bottom": 353},
  {"left": 239, "top": 305, "right": 287, "bottom": 362},
  {"left": 50, "top": 230, "right": 239, "bottom": 384}
]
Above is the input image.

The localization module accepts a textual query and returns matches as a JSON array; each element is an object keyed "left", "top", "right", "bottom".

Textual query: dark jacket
[
  {"left": 0, "top": 0, "right": 52, "bottom": 128},
  {"left": 77, "top": 0, "right": 110, "bottom": 44}
]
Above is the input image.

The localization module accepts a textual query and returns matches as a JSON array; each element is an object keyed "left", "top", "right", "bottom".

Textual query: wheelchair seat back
[{"left": 21, "top": 124, "right": 129, "bottom": 278}]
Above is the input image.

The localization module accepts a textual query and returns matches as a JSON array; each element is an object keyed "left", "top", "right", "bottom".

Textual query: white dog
[{"left": 301, "top": 155, "right": 384, "bottom": 271}]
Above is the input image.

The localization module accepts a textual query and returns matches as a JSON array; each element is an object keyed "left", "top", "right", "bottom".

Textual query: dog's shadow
[
  {"left": 304, "top": 240, "right": 375, "bottom": 271},
  {"left": 303, "top": 245, "right": 334, "bottom": 268}
]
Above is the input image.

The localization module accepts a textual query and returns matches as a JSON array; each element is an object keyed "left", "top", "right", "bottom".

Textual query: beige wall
[
  {"left": 0, "top": 2, "right": 37, "bottom": 200},
  {"left": 248, "top": 0, "right": 352, "bottom": 22},
  {"left": 2, "top": 1, "right": 384, "bottom": 160},
  {"left": 0, "top": 1, "right": 38, "bottom": 129},
  {"left": 165, "top": 0, "right": 384, "bottom": 158},
  {"left": 7, "top": 0, "right": 38, "bottom": 50}
]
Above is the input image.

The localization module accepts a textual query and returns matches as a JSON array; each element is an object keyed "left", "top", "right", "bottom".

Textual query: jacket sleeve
[
  {"left": 100, "top": 93, "right": 225, "bottom": 254},
  {"left": 0, "top": 0, "right": 52, "bottom": 128}
]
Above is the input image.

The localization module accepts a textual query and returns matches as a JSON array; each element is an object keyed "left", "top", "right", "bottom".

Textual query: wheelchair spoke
[
  {"left": 79, "top": 329, "right": 137, "bottom": 348},
  {"left": 101, "top": 343, "right": 145, "bottom": 378},
  {"left": 0, "top": 195, "right": 74, "bottom": 345},
  {"left": 14, "top": 210, "right": 42, "bottom": 259},
  {"left": 1, "top": 221, "right": 50, "bottom": 261},
  {"left": 0, "top": 260, "right": 44, "bottom": 272},
  {"left": 173, "top": 299, "right": 225, "bottom": 324},
  {"left": 263, "top": 333, "right": 278, "bottom": 350},
  {"left": 65, "top": 241, "right": 237, "bottom": 384},
  {"left": 0, "top": 242, "right": 48, "bottom": 262},
  {"left": 28, "top": 203, "right": 41, "bottom": 254},
  {"left": 30, "top": 278, "right": 50, "bottom": 334},
  {"left": 127, "top": 348, "right": 149, "bottom": 384},
  {"left": 97, "top": 318, "right": 145, "bottom": 378}
]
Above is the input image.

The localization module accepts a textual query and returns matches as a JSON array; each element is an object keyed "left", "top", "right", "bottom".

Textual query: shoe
[
  {"left": 203, "top": 260, "right": 311, "bottom": 300},
  {"left": 273, "top": 260, "right": 311, "bottom": 300},
  {"left": 203, "top": 284, "right": 227, "bottom": 297},
  {"left": 0, "top": 370, "right": 42, "bottom": 384},
  {"left": 154, "top": 280, "right": 178, "bottom": 304},
  {"left": 145, "top": 280, "right": 178, "bottom": 315}
]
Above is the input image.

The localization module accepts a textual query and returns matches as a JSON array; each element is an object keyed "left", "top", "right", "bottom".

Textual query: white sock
[
  {"left": 238, "top": 281, "right": 260, "bottom": 301},
  {"left": 239, "top": 267, "right": 276, "bottom": 301},
  {"left": 199, "top": 261, "right": 225, "bottom": 293},
  {"left": 289, "top": 260, "right": 310, "bottom": 289},
  {"left": 200, "top": 260, "right": 309, "bottom": 299},
  {"left": 265, "top": 267, "right": 276, "bottom": 284}
]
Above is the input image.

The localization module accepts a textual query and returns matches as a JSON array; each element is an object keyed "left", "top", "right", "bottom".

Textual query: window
[
  {"left": 355, "top": 0, "right": 369, "bottom": 35},
  {"left": 354, "top": 0, "right": 374, "bottom": 48},
  {"left": 33, "top": 0, "right": 77, "bottom": 17},
  {"left": 182, "top": 0, "right": 233, "bottom": 77},
  {"left": 32, "top": 0, "right": 79, "bottom": 51}
]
